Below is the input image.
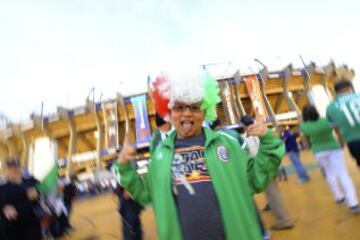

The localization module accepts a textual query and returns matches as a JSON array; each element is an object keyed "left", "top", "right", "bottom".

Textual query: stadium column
[
  {"left": 282, "top": 64, "right": 302, "bottom": 122},
  {"left": 217, "top": 79, "right": 231, "bottom": 124},
  {"left": 31, "top": 114, "right": 60, "bottom": 168},
  {"left": 6, "top": 141, "right": 17, "bottom": 158},
  {"left": 86, "top": 100, "right": 104, "bottom": 174},
  {"left": 0, "top": 148, "right": 7, "bottom": 174},
  {"left": 335, "top": 65, "right": 355, "bottom": 82},
  {"left": 11, "top": 124, "right": 30, "bottom": 169},
  {"left": 303, "top": 62, "right": 316, "bottom": 105},
  {"left": 0, "top": 134, "right": 9, "bottom": 172},
  {"left": 3, "top": 126, "right": 18, "bottom": 159},
  {"left": 58, "top": 107, "right": 77, "bottom": 177},
  {"left": 322, "top": 62, "right": 336, "bottom": 99},
  {"left": 234, "top": 70, "right": 247, "bottom": 117},
  {"left": 227, "top": 77, "right": 241, "bottom": 122},
  {"left": 218, "top": 79, "right": 240, "bottom": 124},
  {"left": 31, "top": 114, "right": 52, "bottom": 137},
  {"left": 258, "top": 66, "right": 279, "bottom": 128},
  {"left": 0, "top": 141, "right": 9, "bottom": 158}
]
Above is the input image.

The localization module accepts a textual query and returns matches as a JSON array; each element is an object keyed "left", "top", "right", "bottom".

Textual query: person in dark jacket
[
  {"left": 112, "top": 165, "right": 143, "bottom": 240},
  {"left": 149, "top": 113, "right": 173, "bottom": 152},
  {"left": 63, "top": 175, "right": 77, "bottom": 230},
  {"left": 0, "top": 177, "right": 7, "bottom": 239},
  {"left": 280, "top": 126, "right": 310, "bottom": 183},
  {"left": 0, "top": 158, "right": 42, "bottom": 240}
]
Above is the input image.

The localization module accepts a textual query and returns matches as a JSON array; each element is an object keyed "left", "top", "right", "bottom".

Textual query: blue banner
[{"left": 131, "top": 95, "right": 151, "bottom": 148}]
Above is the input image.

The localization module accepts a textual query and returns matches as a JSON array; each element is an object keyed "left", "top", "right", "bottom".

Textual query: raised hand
[
  {"left": 118, "top": 133, "right": 137, "bottom": 165},
  {"left": 26, "top": 187, "right": 38, "bottom": 201},
  {"left": 246, "top": 113, "right": 268, "bottom": 138},
  {"left": 123, "top": 190, "right": 131, "bottom": 200},
  {"left": 3, "top": 204, "right": 18, "bottom": 221}
]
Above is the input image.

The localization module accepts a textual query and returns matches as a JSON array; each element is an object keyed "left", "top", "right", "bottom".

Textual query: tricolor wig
[{"left": 150, "top": 69, "right": 221, "bottom": 122}]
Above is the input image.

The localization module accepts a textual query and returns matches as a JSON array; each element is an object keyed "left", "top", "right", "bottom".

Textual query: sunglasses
[{"left": 172, "top": 103, "right": 202, "bottom": 113}]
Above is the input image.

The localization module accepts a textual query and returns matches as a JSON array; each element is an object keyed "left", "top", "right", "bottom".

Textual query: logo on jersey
[{"left": 217, "top": 145, "right": 229, "bottom": 162}]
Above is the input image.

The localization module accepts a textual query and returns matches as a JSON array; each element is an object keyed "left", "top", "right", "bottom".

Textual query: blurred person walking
[
  {"left": 326, "top": 79, "right": 360, "bottom": 168},
  {"left": 63, "top": 175, "right": 77, "bottom": 230},
  {"left": 301, "top": 105, "right": 360, "bottom": 213},
  {"left": 241, "top": 116, "right": 294, "bottom": 231},
  {"left": 149, "top": 113, "right": 173, "bottom": 152},
  {"left": 112, "top": 166, "right": 143, "bottom": 240},
  {"left": 0, "top": 158, "right": 42, "bottom": 240},
  {"left": 280, "top": 126, "right": 310, "bottom": 183}
]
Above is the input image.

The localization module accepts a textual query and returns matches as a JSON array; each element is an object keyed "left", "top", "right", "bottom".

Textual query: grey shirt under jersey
[{"left": 173, "top": 132, "right": 225, "bottom": 240}]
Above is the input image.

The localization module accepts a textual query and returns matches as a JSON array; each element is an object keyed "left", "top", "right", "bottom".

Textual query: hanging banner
[
  {"left": 131, "top": 95, "right": 151, "bottom": 148},
  {"left": 219, "top": 80, "right": 238, "bottom": 125},
  {"left": 244, "top": 75, "right": 269, "bottom": 121},
  {"left": 103, "top": 101, "right": 119, "bottom": 150}
]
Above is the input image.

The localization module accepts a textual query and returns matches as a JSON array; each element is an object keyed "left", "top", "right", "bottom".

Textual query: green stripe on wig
[
  {"left": 201, "top": 72, "right": 221, "bottom": 122},
  {"left": 160, "top": 69, "right": 221, "bottom": 122}
]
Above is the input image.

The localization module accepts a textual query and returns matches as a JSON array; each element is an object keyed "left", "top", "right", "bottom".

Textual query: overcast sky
[{"left": 0, "top": 0, "right": 359, "bottom": 122}]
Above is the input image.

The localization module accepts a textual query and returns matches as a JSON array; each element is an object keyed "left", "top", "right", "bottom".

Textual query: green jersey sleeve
[
  {"left": 326, "top": 103, "right": 337, "bottom": 128},
  {"left": 326, "top": 93, "right": 360, "bottom": 142},
  {"left": 112, "top": 162, "right": 152, "bottom": 205},
  {"left": 247, "top": 130, "right": 285, "bottom": 193}
]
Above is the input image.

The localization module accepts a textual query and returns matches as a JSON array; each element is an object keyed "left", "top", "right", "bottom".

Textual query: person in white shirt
[{"left": 241, "top": 116, "right": 294, "bottom": 231}]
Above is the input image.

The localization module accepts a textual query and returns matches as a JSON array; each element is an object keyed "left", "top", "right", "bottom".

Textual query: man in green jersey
[{"left": 326, "top": 80, "right": 360, "bottom": 166}]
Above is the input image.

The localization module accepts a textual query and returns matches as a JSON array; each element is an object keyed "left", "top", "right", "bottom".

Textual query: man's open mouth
[{"left": 181, "top": 120, "right": 194, "bottom": 133}]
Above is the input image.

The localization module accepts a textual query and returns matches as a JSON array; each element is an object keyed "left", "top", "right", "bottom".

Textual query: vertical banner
[
  {"left": 103, "top": 101, "right": 119, "bottom": 149},
  {"left": 244, "top": 75, "right": 269, "bottom": 120},
  {"left": 219, "top": 80, "right": 238, "bottom": 125},
  {"left": 131, "top": 95, "right": 151, "bottom": 148}
]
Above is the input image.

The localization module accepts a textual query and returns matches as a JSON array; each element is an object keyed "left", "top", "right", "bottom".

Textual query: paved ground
[{"left": 62, "top": 149, "right": 360, "bottom": 240}]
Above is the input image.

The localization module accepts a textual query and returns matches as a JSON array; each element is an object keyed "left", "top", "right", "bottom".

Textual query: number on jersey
[{"left": 340, "top": 100, "right": 360, "bottom": 127}]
